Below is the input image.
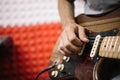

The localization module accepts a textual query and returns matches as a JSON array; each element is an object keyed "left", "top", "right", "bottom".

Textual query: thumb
[{"left": 78, "top": 27, "right": 89, "bottom": 43}]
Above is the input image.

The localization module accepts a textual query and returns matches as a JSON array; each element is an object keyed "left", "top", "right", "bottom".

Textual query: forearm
[{"left": 58, "top": 0, "right": 75, "bottom": 29}]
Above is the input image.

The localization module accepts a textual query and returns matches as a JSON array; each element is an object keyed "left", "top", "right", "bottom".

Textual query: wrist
[{"left": 62, "top": 20, "right": 76, "bottom": 29}]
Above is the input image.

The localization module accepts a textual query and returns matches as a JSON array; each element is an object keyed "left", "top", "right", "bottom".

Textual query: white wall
[{"left": 0, "top": 0, "right": 84, "bottom": 27}]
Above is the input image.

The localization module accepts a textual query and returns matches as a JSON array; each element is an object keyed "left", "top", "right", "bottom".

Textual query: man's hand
[{"left": 58, "top": 23, "right": 89, "bottom": 56}]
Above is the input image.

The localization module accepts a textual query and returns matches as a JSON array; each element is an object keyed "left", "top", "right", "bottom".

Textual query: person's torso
[{"left": 84, "top": 0, "right": 120, "bottom": 15}]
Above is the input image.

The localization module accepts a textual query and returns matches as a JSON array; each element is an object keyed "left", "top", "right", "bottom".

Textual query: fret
[
  {"left": 103, "top": 37, "right": 111, "bottom": 57},
  {"left": 113, "top": 36, "right": 119, "bottom": 58},
  {"left": 100, "top": 37, "right": 107, "bottom": 57},
  {"left": 117, "top": 40, "right": 120, "bottom": 59},
  {"left": 108, "top": 36, "right": 115, "bottom": 58},
  {"left": 105, "top": 37, "right": 111, "bottom": 57},
  {"left": 99, "top": 36, "right": 120, "bottom": 59}
]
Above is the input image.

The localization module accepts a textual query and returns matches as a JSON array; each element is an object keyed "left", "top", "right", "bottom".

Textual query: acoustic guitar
[{"left": 49, "top": 8, "right": 120, "bottom": 80}]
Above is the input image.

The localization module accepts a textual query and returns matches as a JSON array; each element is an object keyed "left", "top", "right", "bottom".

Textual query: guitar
[{"left": 49, "top": 8, "right": 120, "bottom": 80}]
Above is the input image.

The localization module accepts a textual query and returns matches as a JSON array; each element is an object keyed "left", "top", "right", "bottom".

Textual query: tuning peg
[
  {"left": 57, "top": 64, "right": 64, "bottom": 71},
  {"left": 51, "top": 70, "right": 58, "bottom": 78},
  {"left": 63, "top": 56, "right": 70, "bottom": 62}
]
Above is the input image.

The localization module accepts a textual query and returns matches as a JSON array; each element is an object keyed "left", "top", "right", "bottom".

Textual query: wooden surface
[{"left": 99, "top": 36, "right": 120, "bottom": 59}]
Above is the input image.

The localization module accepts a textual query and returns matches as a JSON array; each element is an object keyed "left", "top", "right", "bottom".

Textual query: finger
[
  {"left": 65, "top": 42, "right": 82, "bottom": 54},
  {"left": 58, "top": 49, "right": 65, "bottom": 55},
  {"left": 58, "top": 35, "right": 65, "bottom": 55},
  {"left": 61, "top": 47, "right": 72, "bottom": 56},
  {"left": 84, "top": 28, "right": 94, "bottom": 34},
  {"left": 58, "top": 32, "right": 72, "bottom": 56},
  {"left": 78, "top": 27, "right": 89, "bottom": 43},
  {"left": 67, "top": 27, "right": 83, "bottom": 47},
  {"left": 61, "top": 31, "right": 72, "bottom": 55},
  {"left": 65, "top": 29, "right": 83, "bottom": 54}
]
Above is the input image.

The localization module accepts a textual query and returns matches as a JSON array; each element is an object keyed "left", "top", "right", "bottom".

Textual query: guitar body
[
  {"left": 94, "top": 58, "right": 120, "bottom": 80},
  {"left": 49, "top": 8, "right": 120, "bottom": 80}
]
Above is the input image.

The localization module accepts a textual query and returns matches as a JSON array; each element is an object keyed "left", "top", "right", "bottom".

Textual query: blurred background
[{"left": 0, "top": 0, "right": 84, "bottom": 80}]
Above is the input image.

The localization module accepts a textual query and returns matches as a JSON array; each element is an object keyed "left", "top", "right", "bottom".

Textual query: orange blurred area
[{"left": 0, "top": 23, "right": 62, "bottom": 80}]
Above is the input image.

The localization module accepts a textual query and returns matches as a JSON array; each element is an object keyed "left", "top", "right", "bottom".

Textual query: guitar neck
[{"left": 99, "top": 36, "right": 120, "bottom": 59}]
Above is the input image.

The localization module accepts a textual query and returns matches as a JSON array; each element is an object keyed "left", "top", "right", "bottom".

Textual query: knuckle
[
  {"left": 64, "top": 44, "right": 69, "bottom": 49},
  {"left": 58, "top": 44, "right": 64, "bottom": 50},
  {"left": 59, "top": 46, "right": 64, "bottom": 50},
  {"left": 70, "top": 37, "right": 76, "bottom": 42},
  {"left": 64, "top": 42, "right": 70, "bottom": 48},
  {"left": 73, "top": 47, "right": 80, "bottom": 53}
]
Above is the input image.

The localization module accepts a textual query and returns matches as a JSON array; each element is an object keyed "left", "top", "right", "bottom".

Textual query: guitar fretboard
[{"left": 99, "top": 36, "right": 120, "bottom": 59}]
